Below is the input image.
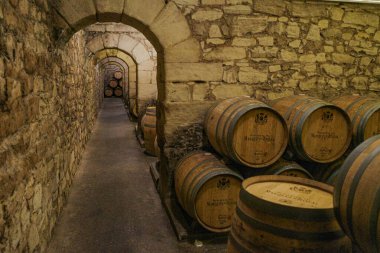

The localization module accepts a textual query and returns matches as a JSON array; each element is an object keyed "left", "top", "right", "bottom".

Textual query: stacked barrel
[
  {"left": 202, "top": 95, "right": 353, "bottom": 185},
  {"left": 168, "top": 94, "right": 379, "bottom": 253},
  {"left": 172, "top": 94, "right": 380, "bottom": 251},
  {"left": 104, "top": 71, "right": 123, "bottom": 98}
]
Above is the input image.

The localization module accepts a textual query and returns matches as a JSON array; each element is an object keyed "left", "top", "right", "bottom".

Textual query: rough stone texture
[
  {"left": 192, "top": 8, "right": 223, "bottom": 21},
  {"left": 253, "top": 0, "right": 285, "bottom": 16},
  {"left": 95, "top": 0, "right": 124, "bottom": 21},
  {"left": 343, "top": 11, "right": 379, "bottom": 27},
  {"left": 238, "top": 67, "right": 268, "bottom": 83},
  {"left": 231, "top": 16, "right": 268, "bottom": 36},
  {"left": 204, "top": 47, "right": 246, "bottom": 60},
  {"left": 0, "top": 2, "right": 101, "bottom": 252},
  {"left": 232, "top": 37, "right": 257, "bottom": 47},
  {"left": 166, "top": 38, "right": 201, "bottom": 62},
  {"left": 223, "top": 5, "right": 252, "bottom": 15},
  {"left": 150, "top": 2, "right": 191, "bottom": 48},
  {"left": 123, "top": 0, "right": 165, "bottom": 26},
  {"left": 166, "top": 63, "right": 223, "bottom": 81},
  {"left": 281, "top": 50, "right": 298, "bottom": 62},
  {"left": 2, "top": 1, "right": 380, "bottom": 251}
]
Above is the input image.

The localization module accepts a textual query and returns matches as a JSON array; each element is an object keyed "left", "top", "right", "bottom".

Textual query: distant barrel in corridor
[
  {"left": 104, "top": 88, "right": 113, "bottom": 97},
  {"left": 114, "top": 87, "right": 123, "bottom": 97},
  {"left": 109, "top": 80, "right": 118, "bottom": 88},
  {"left": 114, "top": 71, "right": 123, "bottom": 80},
  {"left": 141, "top": 107, "right": 157, "bottom": 155}
]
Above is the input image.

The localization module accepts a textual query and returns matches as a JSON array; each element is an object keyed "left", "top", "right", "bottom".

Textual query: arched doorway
[{"left": 50, "top": 0, "right": 202, "bottom": 199}]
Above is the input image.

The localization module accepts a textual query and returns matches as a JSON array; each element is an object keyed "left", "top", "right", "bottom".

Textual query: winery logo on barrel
[
  {"left": 322, "top": 111, "right": 334, "bottom": 122},
  {"left": 255, "top": 113, "right": 268, "bottom": 124},
  {"left": 290, "top": 186, "right": 312, "bottom": 194},
  {"left": 217, "top": 178, "right": 230, "bottom": 190}
]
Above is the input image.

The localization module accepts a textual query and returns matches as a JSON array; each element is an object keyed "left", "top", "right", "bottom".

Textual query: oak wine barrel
[
  {"left": 204, "top": 97, "right": 288, "bottom": 168},
  {"left": 114, "top": 71, "right": 123, "bottom": 80},
  {"left": 104, "top": 88, "right": 113, "bottom": 97},
  {"left": 141, "top": 107, "right": 156, "bottom": 156},
  {"left": 228, "top": 175, "right": 352, "bottom": 253},
  {"left": 334, "top": 135, "right": 380, "bottom": 253},
  {"left": 331, "top": 95, "right": 380, "bottom": 147},
  {"left": 270, "top": 95, "right": 352, "bottom": 164},
  {"left": 154, "top": 136, "right": 160, "bottom": 157},
  {"left": 129, "top": 99, "right": 138, "bottom": 118},
  {"left": 175, "top": 151, "right": 243, "bottom": 232},
  {"left": 312, "top": 159, "right": 344, "bottom": 186},
  {"left": 109, "top": 80, "right": 118, "bottom": 88},
  {"left": 240, "top": 159, "right": 313, "bottom": 179},
  {"left": 114, "top": 87, "right": 123, "bottom": 97}
]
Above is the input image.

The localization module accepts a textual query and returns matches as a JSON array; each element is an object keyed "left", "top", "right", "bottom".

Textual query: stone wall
[
  {"left": 0, "top": 0, "right": 101, "bottom": 252},
  {"left": 1, "top": 0, "right": 380, "bottom": 250},
  {"left": 162, "top": 0, "right": 380, "bottom": 194}
]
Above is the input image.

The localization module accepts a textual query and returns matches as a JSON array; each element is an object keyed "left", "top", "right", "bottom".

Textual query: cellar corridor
[{"left": 45, "top": 98, "right": 199, "bottom": 253}]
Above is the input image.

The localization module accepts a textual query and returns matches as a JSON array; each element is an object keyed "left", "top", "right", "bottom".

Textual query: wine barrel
[
  {"left": 334, "top": 135, "right": 380, "bottom": 253},
  {"left": 109, "top": 80, "right": 118, "bottom": 88},
  {"left": 104, "top": 88, "right": 113, "bottom": 97},
  {"left": 114, "top": 71, "right": 123, "bottom": 80},
  {"left": 264, "top": 160, "right": 313, "bottom": 179},
  {"left": 330, "top": 95, "right": 380, "bottom": 147},
  {"left": 129, "top": 100, "right": 138, "bottom": 118},
  {"left": 312, "top": 159, "right": 344, "bottom": 186},
  {"left": 228, "top": 175, "right": 352, "bottom": 253},
  {"left": 142, "top": 107, "right": 156, "bottom": 155},
  {"left": 204, "top": 97, "right": 288, "bottom": 168},
  {"left": 114, "top": 87, "right": 123, "bottom": 97},
  {"left": 154, "top": 136, "right": 160, "bottom": 157},
  {"left": 270, "top": 95, "right": 352, "bottom": 164},
  {"left": 175, "top": 151, "right": 243, "bottom": 232},
  {"left": 240, "top": 160, "right": 313, "bottom": 179}
]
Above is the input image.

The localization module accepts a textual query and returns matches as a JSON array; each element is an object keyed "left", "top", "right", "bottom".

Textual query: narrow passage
[{"left": 48, "top": 98, "right": 195, "bottom": 253}]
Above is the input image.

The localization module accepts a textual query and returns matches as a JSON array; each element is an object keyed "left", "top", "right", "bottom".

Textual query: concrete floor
[{"left": 47, "top": 98, "right": 226, "bottom": 253}]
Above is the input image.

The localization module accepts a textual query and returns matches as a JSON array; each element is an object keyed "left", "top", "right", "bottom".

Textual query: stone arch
[
  {"left": 86, "top": 33, "right": 157, "bottom": 113},
  {"left": 94, "top": 49, "right": 140, "bottom": 115},
  {"left": 97, "top": 57, "right": 129, "bottom": 103},
  {"left": 49, "top": 1, "right": 196, "bottom": 52},
  {"left": 50, "top": 0, "right": 206, "bottom": 198}
]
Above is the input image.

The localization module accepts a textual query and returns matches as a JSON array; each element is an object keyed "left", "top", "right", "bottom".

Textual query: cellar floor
[{"left": 47, "top": 98, "right": 226, "bottom": 253}]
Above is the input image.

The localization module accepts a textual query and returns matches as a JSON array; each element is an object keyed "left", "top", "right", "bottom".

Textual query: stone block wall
[
  {"left": 162, "top": 0, "right": 380, "bottom": 195},
  {"left": 0, "top": 1, "right": 101, "bottom": 252},
  {"left": 1, "top": 0, "right": 380, "bottom": 250}
]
